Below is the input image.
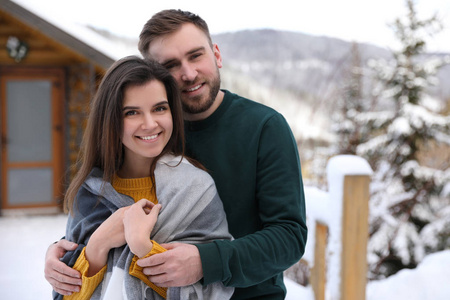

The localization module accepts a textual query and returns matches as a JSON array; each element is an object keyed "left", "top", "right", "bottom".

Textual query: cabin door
[{"left": 1, "top": 67, "right": 64, "bottom": 210}]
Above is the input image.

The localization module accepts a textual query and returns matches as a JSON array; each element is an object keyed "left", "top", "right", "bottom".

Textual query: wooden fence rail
[{"left": 306, "top": 155, "right": 373, "bottom": 300}]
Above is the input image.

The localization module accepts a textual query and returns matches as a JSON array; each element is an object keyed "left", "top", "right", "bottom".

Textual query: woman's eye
[
  {"left": 154, "top": 105, "right": 169, "bottom": 112},
  {"left": 125, "top": 110, "right": 137, "bottom": 116}
]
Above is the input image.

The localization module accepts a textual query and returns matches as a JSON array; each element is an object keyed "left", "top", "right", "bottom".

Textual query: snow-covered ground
[
  {"left": 0, "top": 214, "right": 449, "bottom": 300},
  {"left": 0, "top": 214, "right": 67, "bottom": 299}
]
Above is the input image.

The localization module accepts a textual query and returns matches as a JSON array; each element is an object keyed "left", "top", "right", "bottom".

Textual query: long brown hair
[
  {"left": 64, "top": 56, "right": 185, "bottom": 213},
  {"left": 138, "top": 9, "right": 213, "bottom": 59}
]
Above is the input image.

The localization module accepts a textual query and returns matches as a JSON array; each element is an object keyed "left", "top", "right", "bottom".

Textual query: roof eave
[{"left": 1, "top": 0, "right": 115, "bottom": 69}]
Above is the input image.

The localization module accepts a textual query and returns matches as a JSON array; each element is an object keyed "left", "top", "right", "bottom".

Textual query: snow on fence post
[{"left": 326, "top": 155, "right": 373, "bottom": 300}]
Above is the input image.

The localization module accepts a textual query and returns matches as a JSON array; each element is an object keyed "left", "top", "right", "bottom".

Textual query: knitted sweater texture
[
  {"left": 186, "top": 90, "right": 307, "bottom": 299},
  {"left": 57, "top": 155, "right": 234, "bottom": 300}
]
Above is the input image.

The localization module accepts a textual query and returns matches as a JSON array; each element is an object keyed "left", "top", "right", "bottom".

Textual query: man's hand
[
  {"left": 44, "top": 239, "right": 82, "bottom": 295},
  {"left": 137, "top": 243, "right": 203, "bottom": 287}
]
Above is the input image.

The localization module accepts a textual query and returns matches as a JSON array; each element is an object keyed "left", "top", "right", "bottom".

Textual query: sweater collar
[{"left": 184, "top": 89, "right": 232, "bottom": 131}]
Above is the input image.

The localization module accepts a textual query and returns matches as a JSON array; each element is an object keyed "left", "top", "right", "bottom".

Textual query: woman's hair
[
  {"left": 138, "top": 9, "right": 213, "bottom": 59},
  {"left": 64, "top": 56, "right": 185, "bottom": 212}
]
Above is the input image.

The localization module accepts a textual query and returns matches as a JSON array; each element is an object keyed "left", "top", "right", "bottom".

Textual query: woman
[{"left": 59, "top": 56, "right": 233, "bottom": 300}]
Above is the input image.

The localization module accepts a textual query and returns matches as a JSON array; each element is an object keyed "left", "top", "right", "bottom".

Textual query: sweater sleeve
[
  {"left": 63, "top": 242, "right": 168, "bottom": 300},
  {"left": 129, "top": 241, "right": 168, "bottom": 299},
  {"left": 63, "top": 247, "right": 107, "bottom": 300},
  {"left": 197, "top": 113, "right": 307, "bottom": 287}
]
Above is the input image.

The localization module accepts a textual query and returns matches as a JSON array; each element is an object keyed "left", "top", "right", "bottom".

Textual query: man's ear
[{"left": 213, "top": 44, "right": 223, "bottom": 68}]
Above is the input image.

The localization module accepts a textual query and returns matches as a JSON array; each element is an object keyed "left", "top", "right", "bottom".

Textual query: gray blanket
[{"left": 60, "top": 155, "right": 234, "bottom": 300}]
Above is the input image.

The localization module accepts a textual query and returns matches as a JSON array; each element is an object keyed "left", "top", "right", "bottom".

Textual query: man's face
[{"left": 147, "top": 23, "right": 222, "bottom": 119}]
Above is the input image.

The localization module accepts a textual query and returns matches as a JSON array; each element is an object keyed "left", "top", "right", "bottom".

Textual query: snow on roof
[{"left": 7, "top": 0, "right": 139, "bottom": 65}]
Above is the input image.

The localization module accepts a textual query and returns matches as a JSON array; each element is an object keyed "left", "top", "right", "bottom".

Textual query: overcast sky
[{"left": 13, "top": 0, "right": 450, "bottom": 52}]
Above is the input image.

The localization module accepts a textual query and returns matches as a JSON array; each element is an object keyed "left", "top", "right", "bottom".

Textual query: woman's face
[{"left": 121, "top": 79, "right": 173, "bottom": 172}]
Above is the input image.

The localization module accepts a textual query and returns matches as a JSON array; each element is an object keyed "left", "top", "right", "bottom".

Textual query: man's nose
[{"left": 180, "top": 63, "right": 197, "bottom": 82}]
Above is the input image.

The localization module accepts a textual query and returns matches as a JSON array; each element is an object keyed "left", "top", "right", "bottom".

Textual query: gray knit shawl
[{"left": 61, "top": 155, "right": 234, "bottom": 300}]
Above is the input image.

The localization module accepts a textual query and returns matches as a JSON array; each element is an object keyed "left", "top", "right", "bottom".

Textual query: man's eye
[{"left": 164, "top": 63, "right": 177, "bottom": 70}]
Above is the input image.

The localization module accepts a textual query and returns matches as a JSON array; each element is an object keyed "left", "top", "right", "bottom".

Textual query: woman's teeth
[{"left": 140, "top": 134, "right": 158, "bottom": 140}]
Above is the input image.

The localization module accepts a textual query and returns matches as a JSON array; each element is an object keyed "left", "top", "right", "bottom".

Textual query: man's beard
[{"left": 181, "top": 70, "right": 221, "bottom": 115}]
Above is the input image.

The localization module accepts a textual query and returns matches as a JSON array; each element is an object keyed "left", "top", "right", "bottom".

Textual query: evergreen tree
[
  {"left": 332, "top": 43, "right": 370, "bottom": 155},
  {"left": 356, "top": 0, "right": 450, "bottom": 279}
]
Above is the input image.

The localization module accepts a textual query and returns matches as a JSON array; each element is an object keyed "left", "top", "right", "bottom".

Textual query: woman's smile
[{"left": 137, "top": 134, "right": 159, "bottom": 141}]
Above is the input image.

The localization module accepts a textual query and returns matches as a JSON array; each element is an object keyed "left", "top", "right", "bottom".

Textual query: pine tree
[
  {"left": 332, "top": 43, "right": 367, "bottom": 154},
  {"left": 356, "top": 0, "right": 450, "bottom": 279}
]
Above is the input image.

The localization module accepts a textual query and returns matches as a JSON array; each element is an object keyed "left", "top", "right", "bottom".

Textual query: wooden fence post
[
  {"left": 311, "top": 222, "right": 328, "bottom": 300},
  {"left": 340, "top": 174, "right": 370, "bottom": 300}
]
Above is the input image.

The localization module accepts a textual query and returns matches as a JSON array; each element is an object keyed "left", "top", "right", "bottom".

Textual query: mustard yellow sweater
[{"left": 64, "top": 175, "right": 167, "bottom": 299}]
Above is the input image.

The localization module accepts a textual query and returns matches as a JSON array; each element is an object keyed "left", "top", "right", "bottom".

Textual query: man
[{"left": 45, "top": 9, "right": 307, "bottom": 299}]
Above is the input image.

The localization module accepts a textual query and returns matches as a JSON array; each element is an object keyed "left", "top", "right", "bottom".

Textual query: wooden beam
[
  {"left": 0, "top": 1, "right": 114, "bottom": 69},
  {"left": 340, "top": 175, "right": 370, "bottom": 300},
  {"left": 311, "top": 222, "right": 328, "bottom": 300}
]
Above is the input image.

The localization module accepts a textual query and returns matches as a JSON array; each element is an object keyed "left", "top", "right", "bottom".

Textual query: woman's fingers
[
  {"left": 135, "top": 198, "right": 161, "bottom": 214},
  {"left": 148, "top": 204, "right": 161, "bottom": 219}
]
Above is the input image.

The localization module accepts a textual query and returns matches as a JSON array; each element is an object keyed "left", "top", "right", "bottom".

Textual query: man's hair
[{"left": 138, "top": 9, "right": 213, "bottom": 59}]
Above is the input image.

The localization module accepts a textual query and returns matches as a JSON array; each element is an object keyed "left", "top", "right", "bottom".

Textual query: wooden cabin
[{"left": 0, "top": 0, "right": 134, "bottom": 214}]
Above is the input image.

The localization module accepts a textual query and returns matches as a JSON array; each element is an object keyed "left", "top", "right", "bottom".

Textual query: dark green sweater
[{"left": 185, "top": 90, "right": 307, "bottom": 299}]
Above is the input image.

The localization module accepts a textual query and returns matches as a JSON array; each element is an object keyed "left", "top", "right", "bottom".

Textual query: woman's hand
[
  {"left": 124, "top": 199, "right": 161, "bottom": 258},
  {"left": 85, "top": 206, "right": 129, "bottom": 275}
]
